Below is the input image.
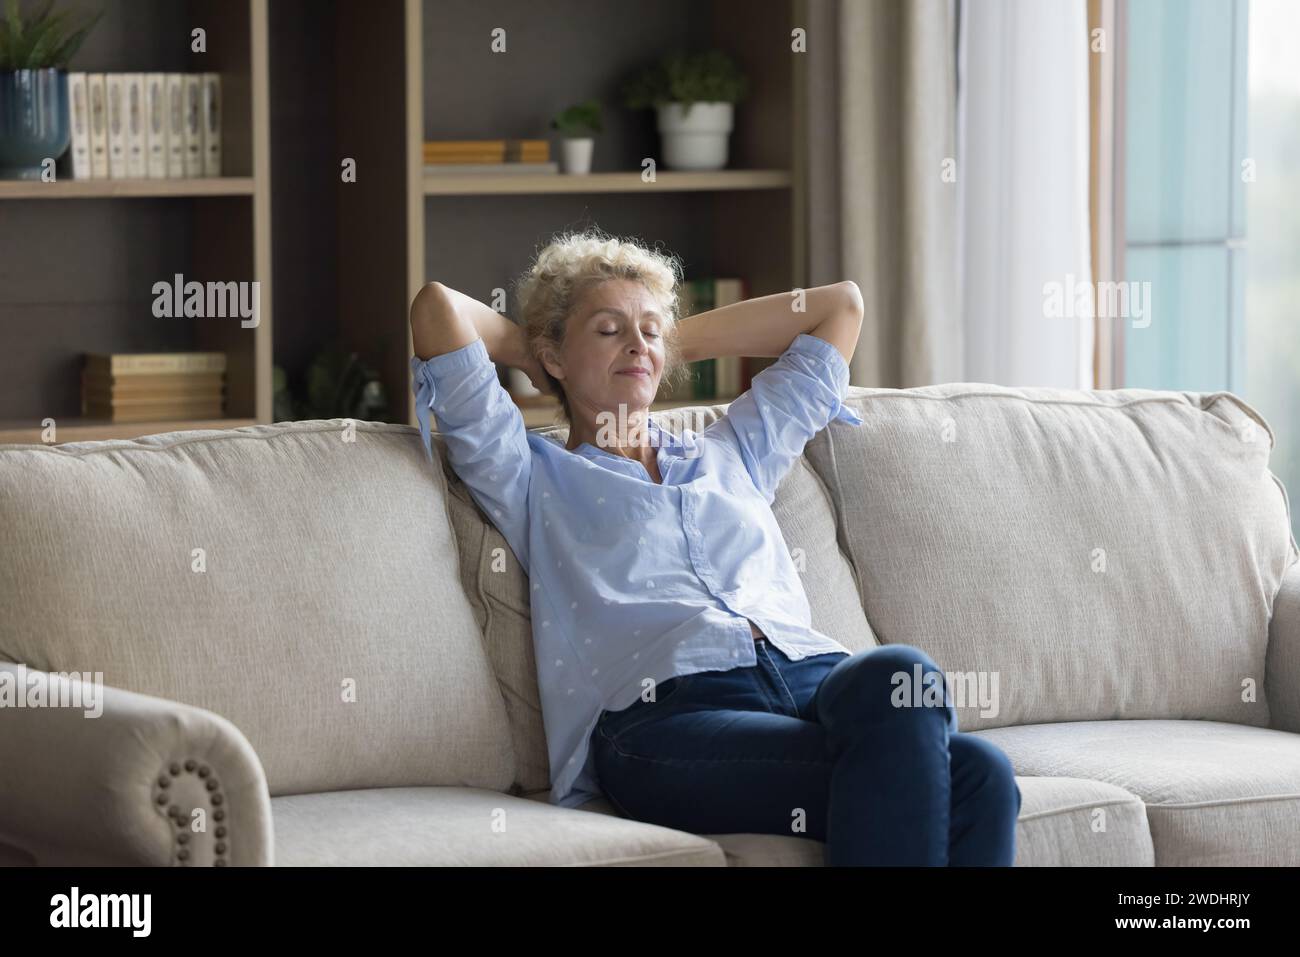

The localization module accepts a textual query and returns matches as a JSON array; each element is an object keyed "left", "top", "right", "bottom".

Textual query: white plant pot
[
  {"left": 559, "top": 137, "right": 594, "bottom": 174},
  {"left": 655, "top": 101, "right": 733, "bottom": 171}
]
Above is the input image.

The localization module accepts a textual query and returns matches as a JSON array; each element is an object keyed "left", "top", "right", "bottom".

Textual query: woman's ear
[{"left": 538, "top": 343, "right": 564, "bottom": 382}]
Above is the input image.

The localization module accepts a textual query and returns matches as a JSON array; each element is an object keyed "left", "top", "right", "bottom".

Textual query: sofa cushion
[
  {"left": 805, "top": 384, "right": 1300, "bottom": 732},
  {"left": 1008, "top": 776, "right": 1153, "bottom": 867},
  {"left": 565, "top": 776, "right": 1151, "bottom": 866},
  {"left": 274, "top": 786, "right": 725, "bottom": 865},
  {"left": 563, "top": 794, "right": 830, "bottom": 865},
  {"left": 975, "top": 719, "right": 1300, "bottom": 866},
  {"left": 436, "top": 406, "right": 877, "bottom": 798},
  {"left": 0, "top": 421, "right": 515, "bottom": 797}
]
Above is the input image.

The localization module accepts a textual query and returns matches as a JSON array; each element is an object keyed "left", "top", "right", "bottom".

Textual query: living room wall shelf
[
  {"left": 2, "top": 0, "right": 804, "bottom": 448},
  {"left": 0, "top": 178, "right": 257, "bottom": 200},
  {"left": 324, "top": 0, "right": 805, "bottom": 432},
  {"left": 0, "top": 0, "right": 272, "bottom": 444},
  {"left": 421, "top": 170, "right": 793, "bottom": 196},
  {"left": 0, "top": 417, "right": 258, "bottom": 445}
]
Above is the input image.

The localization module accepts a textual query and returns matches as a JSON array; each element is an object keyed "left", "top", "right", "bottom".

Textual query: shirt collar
[
  {"left": 648, "top": 416, "right": 685, "bottom": 453},
  {"left": 564, "top": 416, "right": 684, "bottom": 460}
]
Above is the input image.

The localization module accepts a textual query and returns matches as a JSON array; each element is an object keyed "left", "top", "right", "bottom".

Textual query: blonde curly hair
[{"left": 512, "top": 226, "right": 692, "bottom": 426}]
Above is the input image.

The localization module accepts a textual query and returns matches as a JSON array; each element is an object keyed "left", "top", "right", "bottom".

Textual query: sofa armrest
[
  {"left": 1267, "top": 561, "right": 1300, "bottom": 734},
  {"left": 0, "top": 662, "right": 273, "bottom": 866}
]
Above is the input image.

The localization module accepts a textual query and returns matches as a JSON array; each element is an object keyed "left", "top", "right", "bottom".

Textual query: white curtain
[{"left": 958, "top": 0, "right": 1095, "bottom": 388}]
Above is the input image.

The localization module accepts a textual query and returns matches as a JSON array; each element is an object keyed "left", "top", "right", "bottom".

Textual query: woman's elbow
[{"left": 837, "top": 280, "right": 864, "bottom": 324}]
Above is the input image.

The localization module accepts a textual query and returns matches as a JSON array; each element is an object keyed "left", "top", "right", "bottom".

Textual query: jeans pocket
[{"left": 598, "top": 674, "right": 690, "bottom": 741}]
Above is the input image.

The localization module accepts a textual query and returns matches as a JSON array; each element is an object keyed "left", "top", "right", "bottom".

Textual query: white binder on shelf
[
  {"left": 106, "top": 73, "right": 126, "bottom": 178},
  {"left": 124, "top": 73, "right": 146, "bottom": 178},
  {"left": 88, "top": 73, "right": 108, "bottom": 179},
  {"left": 182, "top": 74, "right": 203, "bottom": 178},
  {"left": 201, "top": 73, "right": 221, "bottom": 177},
  {"left": 144, "top": 73, "right": 167, "bottom": 178},
  {"left": 67, "top": 72, "right": 91, "bottom": 180},
  {"left": 165, "top": 73, "right": 185, "bottom": 178}
]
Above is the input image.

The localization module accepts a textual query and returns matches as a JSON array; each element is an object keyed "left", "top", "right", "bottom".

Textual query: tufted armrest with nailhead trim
[{"left": 0, "top": 662, "right": 274, "bottom": 866}]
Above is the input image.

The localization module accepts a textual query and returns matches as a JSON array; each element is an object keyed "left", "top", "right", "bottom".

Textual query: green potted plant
[
  {"left": 0, "top": 0, "right": 102, "bottom": 179},
  {"left": 550, "top": 98, "right": 602, "bottom": 175},
  {"left": 621, "top": 49, "right": 749, "bottom": 171},
  {"left": 272, "top": 346, "right": 390, "bottom": 423}
]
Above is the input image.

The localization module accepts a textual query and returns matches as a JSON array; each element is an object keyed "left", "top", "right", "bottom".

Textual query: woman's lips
[{"left": 616, "top": 369, "right": 649, "bottom": 377}]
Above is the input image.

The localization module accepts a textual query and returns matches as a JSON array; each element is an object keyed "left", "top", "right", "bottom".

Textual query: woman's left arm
[{"left": 675, "top": 280, "right": 864, "bottom": 366}]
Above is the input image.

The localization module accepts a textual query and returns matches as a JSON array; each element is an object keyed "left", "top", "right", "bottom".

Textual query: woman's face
[{"left": 543, "top": 278, "right": 667, "bottom": 425}]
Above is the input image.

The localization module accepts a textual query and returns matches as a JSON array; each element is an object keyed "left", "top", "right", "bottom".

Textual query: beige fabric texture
[
  {"left": 975, "top": 720, "right": 1300, "bottom": 866},
  {"left": 0, "top": 421, "right": 515, "bottom": 797},
  {"left": 806, "top": 384, "right": 1300, "bottom": 733},
  {"left": 1001, "top": 776, "right": 1154, "bottom": 868},
  {"left": 276, "top": 776, "right": 1147, "bottom": 867},
  {"left": 273, "top": 786, "right": 724, "bottom": 866},
  {"left": 0, "top": 662, "right": 274, "bottom": 866},
  {"left": 529, "top": 775, "right": 1150, "bottom": 867},
  {"left": 435, "top": 407, "right": 878, "bottom": 798}
]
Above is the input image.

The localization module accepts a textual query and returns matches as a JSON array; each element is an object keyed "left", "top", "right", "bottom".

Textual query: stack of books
[
  {"left": 81, "top": 352, "right": 226, "bottom": 423},
  {"left": 423, "top": 139, "right": 556, "bottom": 175},
  {"left": 664, "top": 278, "right": 754, "bottom": 402},
  {"left": 67, "top": 73, "right": 222, "bottom": 179}
]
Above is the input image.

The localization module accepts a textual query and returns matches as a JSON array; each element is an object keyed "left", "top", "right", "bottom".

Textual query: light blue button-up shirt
[{"left": 411, "top": 331, "right": 866, "bottom": 808}]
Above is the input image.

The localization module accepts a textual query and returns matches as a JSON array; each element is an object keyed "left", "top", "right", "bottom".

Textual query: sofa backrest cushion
[
  {"left": 437, "top": 406, "right": 877, "bottom": 797},
  {"left": 805, "top": 384, "right": 1300, "bottom": 732},
  {"left": 0, "top": 421, "right": 515, "bottom": 796}
]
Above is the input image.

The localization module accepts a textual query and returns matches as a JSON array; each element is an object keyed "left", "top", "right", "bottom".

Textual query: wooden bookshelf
[
  {"left": 327, "top": 0, "right": 805, "bottom": 433},
  {"left": 421, "top": 169, "right": 793, "bottom": 196},
  {"left": 0, "top": 177, "right": 256, "bottom": 199},
  {"left": 0, "top": 0, "right": 271, "bottom": 444},
  {"left": 1, "top": 0, "right": 806, "bottom": 448}
]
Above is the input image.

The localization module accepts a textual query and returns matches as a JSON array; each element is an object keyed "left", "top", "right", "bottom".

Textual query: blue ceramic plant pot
[{"left": 0, "top": 68, "right": 70, "bottom": 180}]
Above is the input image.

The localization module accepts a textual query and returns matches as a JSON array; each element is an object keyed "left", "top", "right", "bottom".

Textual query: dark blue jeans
[{"left": 592, "top": 640, "right": 1022, "bottom": 866}]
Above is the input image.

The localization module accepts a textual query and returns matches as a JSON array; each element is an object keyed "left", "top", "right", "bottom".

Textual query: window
[
  {"left": 1120, "top": 0, "right": 1298, "bottom": 540},
  {"left": 1244, "top": 0, "right": 1300, "bottom": 542}
]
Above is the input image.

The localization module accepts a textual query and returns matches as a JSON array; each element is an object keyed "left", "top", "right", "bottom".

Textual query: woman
[{"left": 409, "top": 228, "right": 1021, "bottom": 866}]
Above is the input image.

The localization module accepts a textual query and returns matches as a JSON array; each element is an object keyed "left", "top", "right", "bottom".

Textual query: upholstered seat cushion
[
  {"left": 975, "top": 719, "right": 1300, "bottom": 865},
  {"left": 553, "top": 775, "right": 1153, "bottom": 867},
  {"left": 274, "top": 786, "right": 724, "bottom": 866}
]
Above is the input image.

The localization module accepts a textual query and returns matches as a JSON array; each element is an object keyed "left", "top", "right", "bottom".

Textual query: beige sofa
[{"left": 2, "top": 382, "right": 1298, "bottom": 866}]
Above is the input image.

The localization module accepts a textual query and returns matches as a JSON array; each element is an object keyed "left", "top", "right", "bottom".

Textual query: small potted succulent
[
  {"left": 621, "top": 49, "right": 749, "bottom": 171},
  {"left": 550, "top": 98, "right": 603, "bottom": 175},
  {"left": 0, "top": 0, "right": 101, "bottom": 179}
]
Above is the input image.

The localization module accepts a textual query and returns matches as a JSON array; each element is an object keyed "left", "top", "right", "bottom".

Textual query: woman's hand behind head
[{"left": 517, "top": 348, "right": 557, "bottom": 397}]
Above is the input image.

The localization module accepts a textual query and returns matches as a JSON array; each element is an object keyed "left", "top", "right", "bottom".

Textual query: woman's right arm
[
  {"left": 409, "top": 281, "right": 513, "bottom": 358},
  {"left": 409, "top": 282, "right": 534, "bottom": 572},
  {"left": 411, "top": 282, "right": 553, "bottom": 395}
]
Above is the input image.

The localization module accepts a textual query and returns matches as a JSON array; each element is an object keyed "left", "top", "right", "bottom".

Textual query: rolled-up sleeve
[
  {"left": 711, "top": 332, "right": 865, "bottom": 504},
  {"left": 410, "top": 336, "right": 532, "bottom": 570}
]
